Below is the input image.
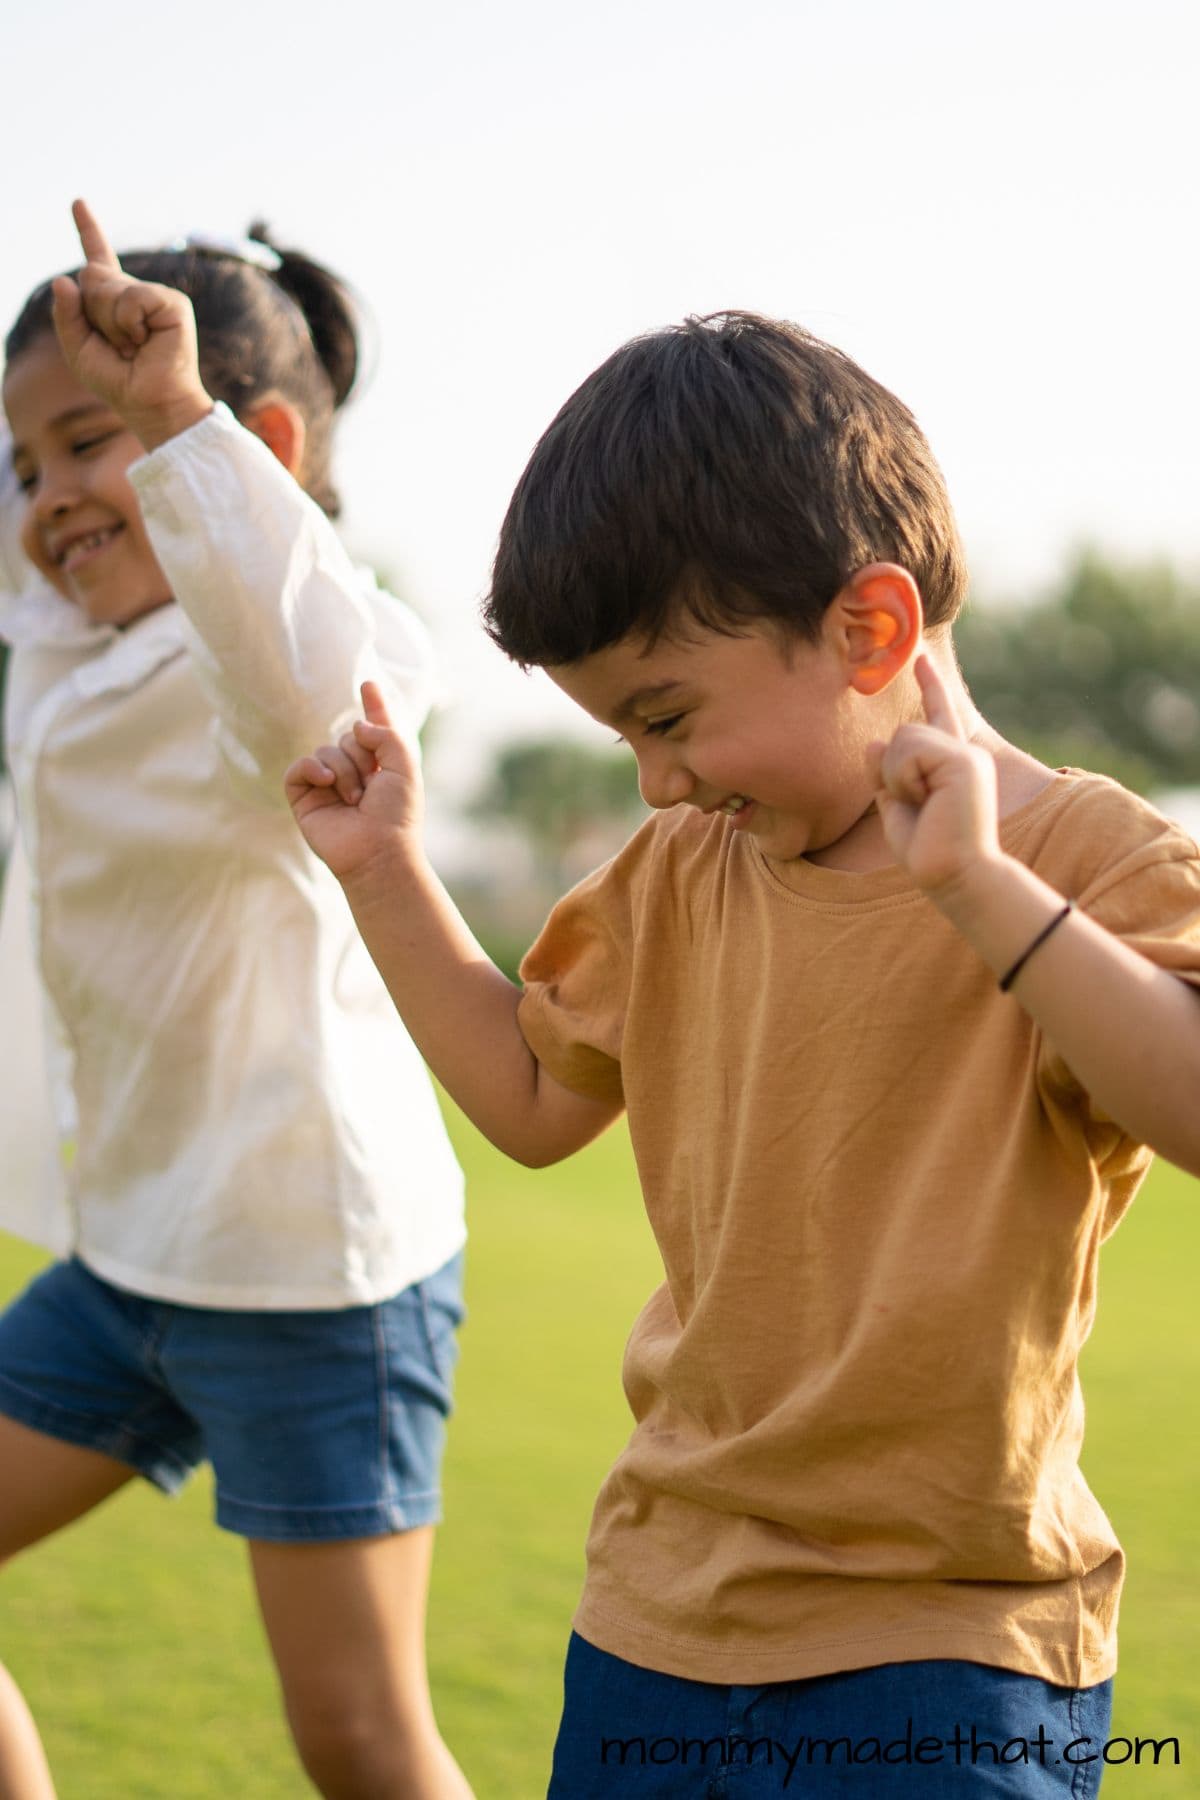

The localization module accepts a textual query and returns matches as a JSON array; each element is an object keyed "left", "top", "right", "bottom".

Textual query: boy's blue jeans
[{"left": 548, "top": 1632, "right": 1115, "bottom": 1797}]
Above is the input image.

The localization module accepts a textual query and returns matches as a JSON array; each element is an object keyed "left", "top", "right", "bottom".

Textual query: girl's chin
[{"left": 71, "top": 589, "right": 172, "bottom": 627}]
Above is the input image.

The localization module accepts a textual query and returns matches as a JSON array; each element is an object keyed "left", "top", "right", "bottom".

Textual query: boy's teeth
[{"left": 721, "top": 795, "right": 748, "bottom": 814}]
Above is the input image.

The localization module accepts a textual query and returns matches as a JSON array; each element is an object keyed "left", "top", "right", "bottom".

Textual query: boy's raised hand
[
  {"left": 52, "top": 199, "right": 212, "bottom": 449},
  {"left": 868, "top": 655, "right": 1001, "bottom": 896},
  {"left": 286, "top": 682, "right": 425, "bottom": 886}
]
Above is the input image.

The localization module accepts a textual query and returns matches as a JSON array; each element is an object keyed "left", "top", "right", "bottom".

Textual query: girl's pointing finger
[
  {"left": 71, "top": 197, "right": 122, "bottom": 272},
  {"left": 50, "top": 276, "right": 88, "bottom": 360}
]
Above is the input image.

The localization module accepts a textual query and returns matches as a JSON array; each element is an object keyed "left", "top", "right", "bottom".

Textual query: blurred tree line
[
  {"left": 4, "top": 547, "right": 1200, "bottom": 857},
  {"left": 4, "top": 548, "right": 1198, "bottom": 974},
  {"left": 465, "top": 547, "right": 1200, "bottom": 882},
  {"left": 467, "top": 737, "right": 646, "bottom": 891},
  {"left": 955, "top": 549, "right": 1200, "bottom": 794},
  {"left": 447, "top": 549, "right": 1200, "bottom": 972}
]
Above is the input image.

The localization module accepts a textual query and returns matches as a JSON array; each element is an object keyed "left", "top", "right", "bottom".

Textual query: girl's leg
[
  {"left": 0, "top": 1664, "right": 55, "bottom": 1800},
  {"left": 249, "top": 1527, "right": 473, "bottom": 1800},
  {"left": 0, "top": 1415, "right": 134, "bottom": 1557},
  {"left": 0, "top": 1414, "right": 136, "bottom": 1800}
]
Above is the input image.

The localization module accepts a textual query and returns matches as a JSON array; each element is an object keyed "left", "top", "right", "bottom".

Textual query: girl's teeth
[
  {"left": 722, "top": 796, "right": 748, "bottom": 814},
  {"left": 62, "top": 529, "right": 116, "bottom": 564}
]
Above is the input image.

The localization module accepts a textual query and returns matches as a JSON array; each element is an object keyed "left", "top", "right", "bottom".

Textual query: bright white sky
[{"left": 5, "top": 0, "right": 1198, "bottom": 803}]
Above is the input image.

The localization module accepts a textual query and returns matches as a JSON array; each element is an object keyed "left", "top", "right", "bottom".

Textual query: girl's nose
[{"left": 31, "top": 461, "right": 79, "bottom": 520}]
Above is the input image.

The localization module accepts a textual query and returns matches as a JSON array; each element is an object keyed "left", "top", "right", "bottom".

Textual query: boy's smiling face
[{"left": 548, "top": 572, "right": 922, "bottom": 865}]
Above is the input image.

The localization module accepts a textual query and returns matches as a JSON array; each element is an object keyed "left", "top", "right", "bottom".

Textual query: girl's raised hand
[
  {"left": 866, "top": 654, "right": 1001, "bottom": 896},
  {"left": 52, "top": 199, "right": 213, "bottom": 449},
  {"left": 285, "top": 682, "right": 426, "bottom": 886}
]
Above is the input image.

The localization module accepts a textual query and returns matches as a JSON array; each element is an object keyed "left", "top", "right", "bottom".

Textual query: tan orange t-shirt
[{"left": 517, "top": 771, "right": 1200, "bottom": 1687}]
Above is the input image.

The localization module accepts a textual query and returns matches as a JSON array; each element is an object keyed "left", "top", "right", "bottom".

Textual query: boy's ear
[
  {"left": 241, "top": 397, "right": 306, "bottom": 478},
  {"left": 835, "top": 563, "right": 923, "bottom": 696}
]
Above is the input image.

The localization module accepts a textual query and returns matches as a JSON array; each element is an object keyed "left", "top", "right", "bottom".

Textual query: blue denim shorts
[
  {"left": 0, "top": 1252, "right": 464, "bottom": 1542},
  {"left": 549, "top": 1633, "right": 1116, "bottom": 1797}
]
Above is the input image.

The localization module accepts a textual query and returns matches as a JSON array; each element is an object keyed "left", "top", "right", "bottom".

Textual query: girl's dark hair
[
  {"left": 484, "top": 311, "right": 968, "bottom": 667},
  {"left": 5, "top": 224, "right": 359, "bottom": 517}
]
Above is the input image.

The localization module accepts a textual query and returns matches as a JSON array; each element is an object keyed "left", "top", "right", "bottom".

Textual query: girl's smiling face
[{"left": 3, "top": 333, "right": 172, "bottom": 628}]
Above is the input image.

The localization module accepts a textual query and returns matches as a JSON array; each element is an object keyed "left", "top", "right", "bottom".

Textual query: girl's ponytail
[{"left": 248, "top": 222, "right": 359, "bottom": 411}]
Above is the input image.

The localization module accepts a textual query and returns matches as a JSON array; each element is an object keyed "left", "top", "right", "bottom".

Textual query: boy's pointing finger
[
  {"left": 914, "top": 653, "right": 964, "bottom": 738},
  {"left": 360, "top": 679, "right": 394, "bottom": 727},
  {"left": 71, "top": 198, "right": 122, "bottom": 272}
]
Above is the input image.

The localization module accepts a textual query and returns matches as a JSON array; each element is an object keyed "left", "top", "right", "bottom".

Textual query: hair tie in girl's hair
[{"left": 162, "top": 232, "right": 283, "bottom": 273}]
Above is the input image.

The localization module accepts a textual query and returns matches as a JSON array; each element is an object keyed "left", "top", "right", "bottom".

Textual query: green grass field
[{"left": 1, "top": 1112, "right": 1197, "bottom": 1797}]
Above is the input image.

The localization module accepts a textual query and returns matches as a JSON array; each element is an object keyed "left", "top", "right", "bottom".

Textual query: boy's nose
[{"left": 637, "top": 753, "right": 694, "bottom": 811}]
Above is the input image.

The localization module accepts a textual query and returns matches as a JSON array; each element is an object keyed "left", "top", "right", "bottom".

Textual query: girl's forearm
[
  {"left": 126, "top": 393, "right": 213, "bottom": 452},
  {"left": 130, "top": 409, "right": 389, "bottom": 778},
  {"left": 936, "top": 854, "right": 1200, "bottom": 1176}
]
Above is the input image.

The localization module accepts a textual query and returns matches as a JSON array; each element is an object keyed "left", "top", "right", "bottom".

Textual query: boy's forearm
[
  {"left": 341, "top": 849, "right": 594, "bottom": 1166},
  {"left": 936, "top": 854, "right": 1200, "bottom": 1175}
]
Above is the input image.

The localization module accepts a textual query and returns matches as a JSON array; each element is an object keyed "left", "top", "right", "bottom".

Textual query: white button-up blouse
[{"left": 0, "top": 404, "right": 464, "bottom": 1308}]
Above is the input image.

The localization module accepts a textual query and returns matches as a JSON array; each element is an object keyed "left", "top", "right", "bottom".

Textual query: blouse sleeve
[{"left": 128, "top": 404, "right": 438, "bottom": 804}]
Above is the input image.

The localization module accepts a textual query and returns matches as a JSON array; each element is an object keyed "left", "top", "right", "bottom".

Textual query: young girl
[{"left": 0, "top": 202, "right": 473, "bottom": 1800}]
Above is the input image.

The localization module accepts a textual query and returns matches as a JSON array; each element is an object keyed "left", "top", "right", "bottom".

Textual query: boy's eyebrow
[{"left": 612, "top": 680, "right": 685, "bottom": 721}]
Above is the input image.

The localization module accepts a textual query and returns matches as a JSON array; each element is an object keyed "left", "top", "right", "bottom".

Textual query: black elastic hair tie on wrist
[{"left": 998, "top": 901, "right": 1075, "bottom": 993}]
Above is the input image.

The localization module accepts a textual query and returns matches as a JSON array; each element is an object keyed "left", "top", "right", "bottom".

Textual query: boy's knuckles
[{"left": 338, "top": 732, "right": 373, "bottom": 767}]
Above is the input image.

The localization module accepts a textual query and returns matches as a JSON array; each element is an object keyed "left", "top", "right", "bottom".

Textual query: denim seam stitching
[
  {"left": 372, "top": 1301, "right": 402, "bottom": 1528},
  {"left": 416, "top": 1277, "right": 455, "bottom": 1388},
  {"left": 216, "top": 1488, "right": 441, "bottom": 1514},
  {"left": 0, "top": 1370, "right": 195, "bottom": 1481}
]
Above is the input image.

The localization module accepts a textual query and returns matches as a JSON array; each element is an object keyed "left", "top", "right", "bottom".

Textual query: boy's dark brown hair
[{"left": 484, "top": 310, "right": 968, "bottom": 667}]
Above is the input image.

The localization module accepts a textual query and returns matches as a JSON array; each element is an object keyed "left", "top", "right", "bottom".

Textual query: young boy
[{"left": 286, "top": 313, "right": 1200, "bottom": 1796}]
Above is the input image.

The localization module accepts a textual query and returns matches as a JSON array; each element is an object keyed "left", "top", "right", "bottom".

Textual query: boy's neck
[{"left": 805, "top": 645, "right": 1056, "bottom": 875}]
